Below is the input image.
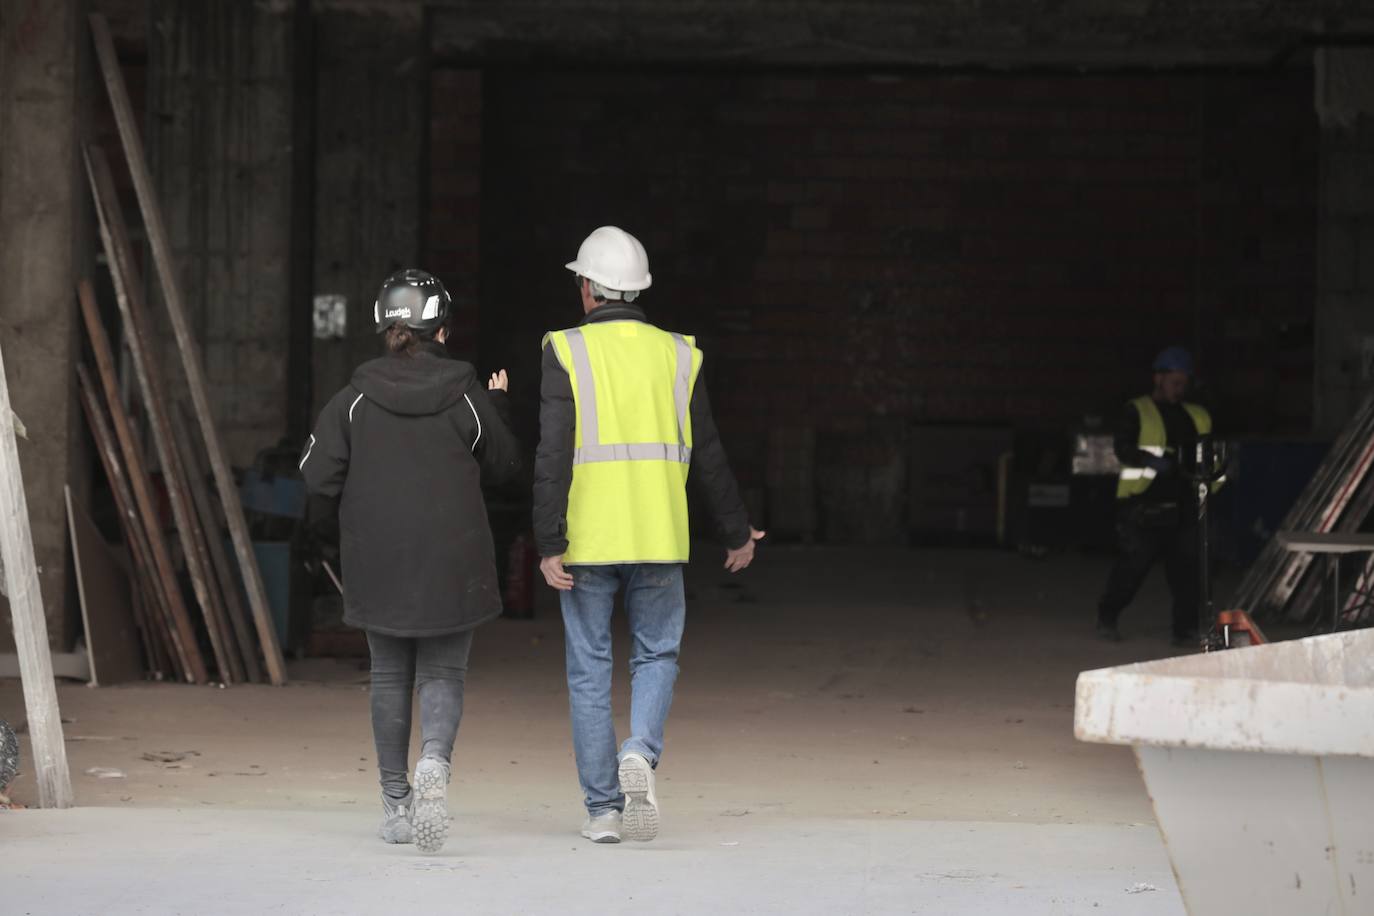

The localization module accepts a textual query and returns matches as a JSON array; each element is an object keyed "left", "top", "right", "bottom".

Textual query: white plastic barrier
[{"left": 1075, "top": 628, "right": 1374, "bottom": 916}]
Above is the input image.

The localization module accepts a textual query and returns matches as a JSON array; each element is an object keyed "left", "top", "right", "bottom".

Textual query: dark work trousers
[
  {"left": 1097, "top": 502, "right": 1200, "bottom": 638},
  {"left": 366, "top": 630, "right": 474, "bottom": 800}
]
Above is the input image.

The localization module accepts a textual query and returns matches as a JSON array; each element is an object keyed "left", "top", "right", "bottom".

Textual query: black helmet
[{"left": 373, "top": 269, "right": 450, "bottom": 336}]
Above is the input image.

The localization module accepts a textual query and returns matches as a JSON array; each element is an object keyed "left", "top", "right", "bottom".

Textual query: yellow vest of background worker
[
  {"left": 543, "top": 320, "right": 704, "bottom": 565},
  {"left": 1116, "top": 395, "right": 1213, "bottom": 499}
]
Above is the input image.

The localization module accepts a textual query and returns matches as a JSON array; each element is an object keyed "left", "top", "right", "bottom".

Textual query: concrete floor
[{"left": 3, "top": 546, "right": 1195, "bottom": 914}]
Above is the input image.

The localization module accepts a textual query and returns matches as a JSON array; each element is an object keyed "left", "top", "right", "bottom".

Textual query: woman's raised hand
[{"left": 489, "top": 370, "right": 509, "bottom": 392}]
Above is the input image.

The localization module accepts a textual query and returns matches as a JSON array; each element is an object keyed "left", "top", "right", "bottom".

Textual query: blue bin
[
  {"left": 1218, "top": 439, "right": 1329, "bottom": 566},
  {"left": 239, "top": 470, "right": 305, "bottom": 520},
  {"left": 225, "top": 538, "right": 292, "bottom": 647}
]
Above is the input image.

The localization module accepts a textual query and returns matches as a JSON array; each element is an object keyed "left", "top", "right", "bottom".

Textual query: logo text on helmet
[{"left": 385, "top": 307, "right": 411, "bottom": 319}]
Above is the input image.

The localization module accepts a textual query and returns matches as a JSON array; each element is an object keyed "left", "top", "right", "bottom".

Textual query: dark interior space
[
  {"left": 2, "top": 0, "right": 1371, "bottom": 691},
  {"left": 1, "top": 0, "right": 1370, "bottom": 689},
  {"left": 477, "top": 67, "right": 1318, "bottom": 442},
  {"left": 4, "top": 3, "right": 1374, "bottom": 910},
  {"left": 468, "top": 65, "right": 1320, "bottom": 549}
]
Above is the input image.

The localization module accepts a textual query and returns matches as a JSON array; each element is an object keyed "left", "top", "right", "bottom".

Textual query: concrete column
[
  {"left": 147, "top": 0, "right": 295, "bottom": 466},
  {"left": 1315, "top": 48, "right": 1374, "bottom": 434},
  {"left": 0, "top": 0, "right": 88, "bottom": 649}
]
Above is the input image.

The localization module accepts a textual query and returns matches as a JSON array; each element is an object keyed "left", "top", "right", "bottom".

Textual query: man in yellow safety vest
[
  {"left": 1096, "top": 346, "right": 1213, "bottom": 646},
  {"left": 534, "top": 226, "right": 764, "bottom": 845}
]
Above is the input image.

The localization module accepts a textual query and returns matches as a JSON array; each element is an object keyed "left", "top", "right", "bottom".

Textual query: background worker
[
  {"left": 534, "top": 226, "right": 764, "bottom": 845},
  {"left": 1096, "top": 346, "right": 1214, "bottom": 646}
]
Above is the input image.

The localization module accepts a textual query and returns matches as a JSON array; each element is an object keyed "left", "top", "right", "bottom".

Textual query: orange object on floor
[{"left": 1214, "top": 609, "right": 1267, "bottom": 647}]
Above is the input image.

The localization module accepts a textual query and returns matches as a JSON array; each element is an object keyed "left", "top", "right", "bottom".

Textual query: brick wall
[{"left": 459, "top": 71, "right": 1319, "bottom": 494}]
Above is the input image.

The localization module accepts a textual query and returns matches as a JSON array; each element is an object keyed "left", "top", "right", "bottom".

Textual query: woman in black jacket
[{"left": 301, "top": 269, "right": 521, "bottom": 854}]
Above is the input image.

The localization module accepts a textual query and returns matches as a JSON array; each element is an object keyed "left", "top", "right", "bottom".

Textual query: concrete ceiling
[
  {"left": 92, "top": 1, "right": 1374, "bottom": 69},
  {"left": 424, "top": 0, "right": 1374, "bottom": 69}
]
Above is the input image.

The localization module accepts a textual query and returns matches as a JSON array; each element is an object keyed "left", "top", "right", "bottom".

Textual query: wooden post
[
  {"left": 0, "top": 336, "right": 73, "bottom": 808},
  {"left": 75, "top": 286, "right": 207, "bottom": 684},
  {"left": 90, "top": 13, "right": 287, "bottom": 684}
]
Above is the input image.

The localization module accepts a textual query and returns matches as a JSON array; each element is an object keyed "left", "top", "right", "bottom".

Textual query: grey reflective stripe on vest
[
  {"left": 565, "top": 326, "right": 692, "bottom": 467},
  {"left": 575, "top": 443, "right": 693, "bottom": 464},
  {"left": 671, "top": 333, "right": 692, "bottom": 444},
  {"left": 564, "top": 328, "right": 600, "bottom": 448}
]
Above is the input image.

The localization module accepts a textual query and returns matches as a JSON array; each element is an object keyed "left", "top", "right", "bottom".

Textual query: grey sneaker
[
  {"left": 378, "top": 791, "right": 413, "bottom": 844},
  {"left": 412, "top": 757, "right": 451, "bottom": 854},
  {"left": 581, "top": 810, "right": 622, "bottom": 844},
  {"left": 618, "top": 752, "right": 660, "bottom": 842}
]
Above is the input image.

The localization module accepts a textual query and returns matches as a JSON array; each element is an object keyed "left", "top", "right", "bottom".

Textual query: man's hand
[
  {"left": 489, "top": 370, "right": 509, "bottom": 392},
  {"left": 724, "top": 528, "right": 766, "bottom": 573},
  {"left": 540, "top": 555, "right": 575, "bottom": 591}
]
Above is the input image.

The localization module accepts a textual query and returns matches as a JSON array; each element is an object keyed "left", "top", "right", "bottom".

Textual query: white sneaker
[
  {"left": 412, "top": 757, "right": 451, "bottom": 854},
  {"left": 618, "top": 752, "right": 660, "bottom": 842},
  {"left": 378, "top": 791, "right": 414, "bottom": 844},
  {"left": 581, "top": 810, "right": 622, "bottom": 844}
]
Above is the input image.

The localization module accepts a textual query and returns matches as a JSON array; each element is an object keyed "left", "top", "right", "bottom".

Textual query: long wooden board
[
  {"left": 75, "top": 368, "right": 177, "bottom": 681},
  {"left": 171, "top": 407, "right": 264, "bottom": 682},
  {"left": 90, "top": 13, "right": 287, "bottom": 685},
  {"left": 124, "top": 569, "right": 162, "bottom": 680},
  {"left": 65, "top": 486, "right": 143, "bottom": 686},
  {"left": 131, "top": 585, "right": 172, "bottom": 678},
  {"left": 75, "top": 285, "right": 206, "bottom": 684}
]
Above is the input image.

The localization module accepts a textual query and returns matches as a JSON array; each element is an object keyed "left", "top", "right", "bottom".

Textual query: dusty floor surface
[{"left": 3, "top": 546, "right": 1197, "bottom": 914}]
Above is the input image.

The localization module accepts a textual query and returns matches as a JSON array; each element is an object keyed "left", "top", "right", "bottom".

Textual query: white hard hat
[{"left": 565, "top": 226, "right": 652, "bottom": 293}]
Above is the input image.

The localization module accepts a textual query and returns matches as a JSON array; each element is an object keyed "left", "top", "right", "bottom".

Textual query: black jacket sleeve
[
  {"left": 301, "top": 387, "right": 353, "bottom": 497},
  {"left": 464, "top": 383, "right": 523, "bottom": 486},
  {"left": 689, "top": 375, "right": 752, "bottom": 550},
  {"left": 533, "top": 343, "right": 575, "bottom": 557},
  {"left": 300, "top": 388, "right": 354, "bottom": 553},
  {"left": 1113, "top": 401, "right": 1146, "bottom": 467}
]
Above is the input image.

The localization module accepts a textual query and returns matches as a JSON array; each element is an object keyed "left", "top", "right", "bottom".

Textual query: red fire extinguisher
[{"left": 504, "top": 532, "right": 538, "bottom": 619}]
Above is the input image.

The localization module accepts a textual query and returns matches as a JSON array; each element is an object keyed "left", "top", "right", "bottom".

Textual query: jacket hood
[{"left": 350, "top": 345, "right": 473, "bottom": 417}]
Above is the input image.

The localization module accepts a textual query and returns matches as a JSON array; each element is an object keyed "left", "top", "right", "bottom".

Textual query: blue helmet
[{"left": 1152, "top": 346, "right": 1193, "bottom": 375}]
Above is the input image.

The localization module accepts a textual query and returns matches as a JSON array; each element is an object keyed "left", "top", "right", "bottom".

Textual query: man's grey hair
[{"left": 589, "top": 279, "right": 640, "bottom": 303}]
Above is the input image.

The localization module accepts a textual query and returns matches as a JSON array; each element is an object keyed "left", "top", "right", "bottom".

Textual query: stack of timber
[
  {"left": 69, "top": 15, "right": 286, "bottom": 685},
  {"left": 1230, "top": 391, "right": 1374, "bottom": 629}
]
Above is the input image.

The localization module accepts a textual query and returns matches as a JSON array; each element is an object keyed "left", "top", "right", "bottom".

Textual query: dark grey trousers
[{"left": 366, "top": 630, "right": 474, "bottom": 800}]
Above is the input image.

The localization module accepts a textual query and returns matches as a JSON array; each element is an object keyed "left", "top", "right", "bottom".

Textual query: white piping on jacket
[
  {"left": 464, "top": 394, "right": 481, "bottom": 451},
  {"left": 299, "top": 434, "right": 316, "bottom": 470}
]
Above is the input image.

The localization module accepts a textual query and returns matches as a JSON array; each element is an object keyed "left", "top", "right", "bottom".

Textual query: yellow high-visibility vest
[
  {"left": 1117, "top": 395, "right": 1213, "bottom": 499},
  {"left": 544, "top": 320, "right": 704, "bottom": 565}
]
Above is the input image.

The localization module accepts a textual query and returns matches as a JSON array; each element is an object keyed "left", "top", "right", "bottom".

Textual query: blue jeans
[{"left": 560, "top": 563, "right": 686, "bottom": 816}]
